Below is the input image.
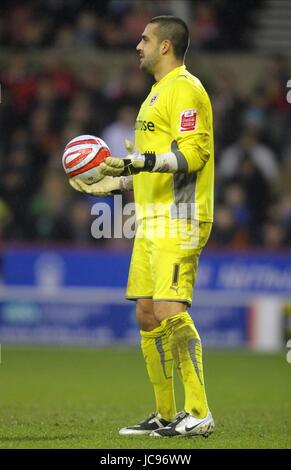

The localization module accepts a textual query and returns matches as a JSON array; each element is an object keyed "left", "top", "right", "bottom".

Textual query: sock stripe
[
  {"left": 155, "top": 337, "right": 173, "bottom": 380},
  {"left": 188, "top": 338, "right": 203, "bottom": 386}
]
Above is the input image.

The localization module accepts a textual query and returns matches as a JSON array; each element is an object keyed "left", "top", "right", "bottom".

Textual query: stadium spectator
[
  {"left": 218, "top": 126, "right": 279, "bottom": 183},
  {"left": 2, "top": 55, "right": 38, "bottom": 114},
  {"left": 74, "top": 11, "right": 100, "bottom": 47},
  {"left": 211, "top": 68, "right": 245, "bottom": 151},
  {"left": 101, "top": 106, "right": 136, "bottom": 158},
  {"left": 29, "top": 170, "right": 72, "bottom": 241},
  {"left": 190, "top": 2, "right": 220, "bottom": 49},
  {"left": 261, "top": 220, "right": 287, "bottom": 250},
  {"left": 210, "top": 205, "right": 248, "bottom": 248},
  {"left": 222, "top": 182, "right": 250, "bottom": 230},
  {"left": 65, "top": 198, "right": 96, "bottom": 244},
  {"left": 121, "top": 1, "right": 152, "bottom": 46}
]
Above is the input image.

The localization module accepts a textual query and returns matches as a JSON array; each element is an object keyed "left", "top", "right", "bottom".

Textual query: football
[{"left": 62, "top": 134, "right": 111, "bottom": 184}]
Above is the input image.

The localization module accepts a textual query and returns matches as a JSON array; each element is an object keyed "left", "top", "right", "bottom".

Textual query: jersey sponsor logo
[
  {"left": 135, "top": 119, "right": 155, "bottom": 132},
  {"left": 179, "top": 109, "right": 197, "bottom": 132},
  {"left": 149, "top": 93, "right": 158, "bottom": 106}
]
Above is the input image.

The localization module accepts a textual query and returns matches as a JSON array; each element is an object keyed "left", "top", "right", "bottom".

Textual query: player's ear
[{"left": 161, "top": 39, "right": 171, "bottom": 55}]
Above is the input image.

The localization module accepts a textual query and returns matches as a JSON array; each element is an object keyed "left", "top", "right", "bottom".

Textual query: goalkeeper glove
[
  {"left": 100, "top": 152, "right": 156, "bottom": 177},
  {"left": 100, "top": 138, "right": 156, "bottom": 176},
  {"left": 69, "top": 176, "right": 121, "bottom": 196},
  {"left": 100, "top": 139, "right": 180, "bottom": 176}
]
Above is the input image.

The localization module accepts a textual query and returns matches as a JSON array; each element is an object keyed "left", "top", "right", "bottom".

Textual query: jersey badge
[
  {"left": 149, "top": 94, "right": 159, "bottom": 106},
  {"left": 179, "top": 109, "right": 197, "bottom": 132}
]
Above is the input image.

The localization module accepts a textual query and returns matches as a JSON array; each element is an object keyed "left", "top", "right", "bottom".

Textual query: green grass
[{"left": 0, "top": 346, "right": 290, "bottom": 449}]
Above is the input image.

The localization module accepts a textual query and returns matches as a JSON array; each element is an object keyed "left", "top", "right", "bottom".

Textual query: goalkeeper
[{"left": 70, "top": 16, "right": 214, "bottom": 438}]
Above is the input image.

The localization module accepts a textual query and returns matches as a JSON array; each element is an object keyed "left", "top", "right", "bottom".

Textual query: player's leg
[
  {"left": 119, "top": 299, "right": 176, "bottom": 435},
  {"left": 151, "top": 304, "right": 214, "bottom": 438},
  {"left": 120, "top": 222, "right": 176, "bottom": 435},
  {"left": 155, "top": 300, "right": 209, "bottom": 416},
  {"left": 150, "top": 220, "right": 214, "bottom": 437},
  {"left": 137, "top": 298, "right": 176, "bottom": 422}
]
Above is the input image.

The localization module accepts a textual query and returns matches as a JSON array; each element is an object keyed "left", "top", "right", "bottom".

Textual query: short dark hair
[{"left": 149, "top": 15, "right": 190, "bottom": 60}]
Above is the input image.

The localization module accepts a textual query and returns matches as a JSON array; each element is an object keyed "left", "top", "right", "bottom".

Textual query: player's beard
[{"left": 140, "top": 50, "right": 160, "bottom": 76}]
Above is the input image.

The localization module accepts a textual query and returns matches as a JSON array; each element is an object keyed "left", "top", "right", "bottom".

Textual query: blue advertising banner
[
  {"left": 0, "top": 299, "right": 137, "bottom": 344},
  {"left": 1, "top": 247, "right": 290, "bottom": 346},
  {"left": 3, "top": 248, "right": 131, "bottom": 287},
  {"left": 4, "top": 248, "right": 291, "bottom": 294},
  {"left": 0, "top": 297, "right": 247, "bottom": 347},
  {"left": 196, "top": 252, "right": 291, "bottom": 294}
]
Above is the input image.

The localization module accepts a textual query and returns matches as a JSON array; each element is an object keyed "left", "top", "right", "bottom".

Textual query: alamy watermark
[
  {"left": 287, "top": 340, "right": 291, "bottom": 364},
  {"left": 91, "top": 195, "right": 201, "bottom": 247}
]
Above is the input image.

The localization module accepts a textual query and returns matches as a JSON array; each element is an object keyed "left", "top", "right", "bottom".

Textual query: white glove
[
  {"left": 99, "top": 139, "right": 145, "bottom": 177},
  {"left": 69, "top": 176, "right": 121, "bottom": 196}
]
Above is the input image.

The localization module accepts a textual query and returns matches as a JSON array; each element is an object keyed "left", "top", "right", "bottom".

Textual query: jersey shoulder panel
[{"left": 173, "top": 73, "right": 209, "bottom": 100}]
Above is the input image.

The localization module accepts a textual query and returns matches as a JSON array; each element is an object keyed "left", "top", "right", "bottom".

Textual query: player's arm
[
  {"left": 168, "top": 79, "right": 211, "bottom": 173},
  {"left": 101, "top": 80, "right": 211, "bottom": 176}
]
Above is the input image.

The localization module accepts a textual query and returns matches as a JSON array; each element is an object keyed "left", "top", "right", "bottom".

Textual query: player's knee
[
  {"left": 136, "top": 299, "right": 159, "bottom": 331},
  {"left": 153, "top": 300, "right": 188, "bottom": 323}
]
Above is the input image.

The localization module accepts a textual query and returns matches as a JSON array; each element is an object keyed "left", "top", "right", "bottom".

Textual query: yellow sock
[
  {"left": 161, "top": 312, "right": 209, "bottom": 418},
  {"left": 141, "top": 325, "right": 176, "bottom": 421}
]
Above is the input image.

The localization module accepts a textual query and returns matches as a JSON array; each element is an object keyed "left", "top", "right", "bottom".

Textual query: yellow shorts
[{"left": 126, "top": 218, "right": 212, "bottom": 306}]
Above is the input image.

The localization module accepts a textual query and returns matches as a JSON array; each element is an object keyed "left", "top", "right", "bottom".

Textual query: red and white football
[{"left": 62, "top": 134, "right": 111, "bottom": 184}]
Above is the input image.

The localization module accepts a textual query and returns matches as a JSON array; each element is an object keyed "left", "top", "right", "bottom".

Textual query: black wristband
[
  {"left": 122, "top": 152, "right": 156, "bottom": 175},
  {"left": 122, "top": 158, "right": 140, "bottom": 176},
  {"left": 143, "top": 152, "right": 156, "bottom": 171}
]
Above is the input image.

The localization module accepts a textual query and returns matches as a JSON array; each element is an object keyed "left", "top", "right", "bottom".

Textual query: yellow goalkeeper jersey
[{"left": 133, "top": 65, "right": 214, "bottom": 222}]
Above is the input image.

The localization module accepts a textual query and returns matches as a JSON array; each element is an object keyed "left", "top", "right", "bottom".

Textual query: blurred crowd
[
  {"left": 211, "top": 54, "right": 291, "bottom": 250},
  {"left": 0, "top": 0, "right": 263, "bottom": 51},
  {"left": 0, "top": 1, "right": 291, "bottom": 250}
]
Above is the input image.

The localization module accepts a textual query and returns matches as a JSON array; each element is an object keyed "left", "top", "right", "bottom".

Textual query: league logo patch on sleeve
[
  {"left": 149, "top": 93, "right": 158, "bottom": 106},
  {"left": 179, "top": 109, "right": 197, "bottom": 132}
]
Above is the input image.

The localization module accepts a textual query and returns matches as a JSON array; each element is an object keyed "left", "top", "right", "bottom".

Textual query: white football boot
[
  {"left": 119, "top": 412, "right": 172, "bottom": 436},
  {"left": 150, "top": 410, "right": 214, "bottom": 437}
]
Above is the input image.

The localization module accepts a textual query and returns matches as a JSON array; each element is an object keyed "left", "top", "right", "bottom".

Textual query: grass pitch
[{"left": 0, "top": 346, "right": 290, "bottom": 449}]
